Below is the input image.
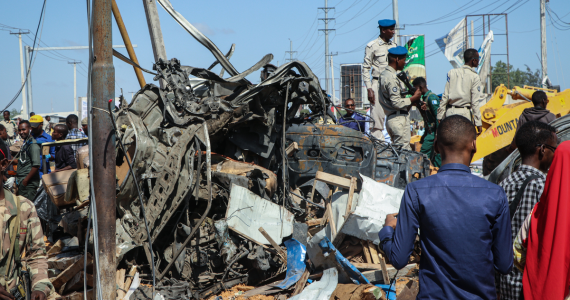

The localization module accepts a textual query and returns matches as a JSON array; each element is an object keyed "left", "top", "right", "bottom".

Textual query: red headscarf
[{"left": 523, "top": 140, "right": 570, "bottom": 299}]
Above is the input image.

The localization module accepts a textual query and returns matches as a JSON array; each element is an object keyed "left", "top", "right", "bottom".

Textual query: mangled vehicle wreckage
[{"left": 109, "top": 52, "right": 430, "bottom": 298}]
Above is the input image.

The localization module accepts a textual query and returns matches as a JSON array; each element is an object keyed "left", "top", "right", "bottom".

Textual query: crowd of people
[
  {"left": 345, "top": 17, "right": 569, "bottom": 299},
  {"left": 0, "top": 111, "right": 89, "bottom": 299}
]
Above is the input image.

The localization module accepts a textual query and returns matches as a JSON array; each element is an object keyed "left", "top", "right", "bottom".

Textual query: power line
[
  {"left": 546, "top": 4, "right": 570, "bottom": 25},
  {"left": 337, "top": 32, "right": 377, "bottom": 55},
  {"left": 334, "top": 0, "right": 363, "bottom": 19},
  {"left": 336, "top": 3, "right": 391, "bottom": 36},
  {"left": 3, "top": 0, "right": 47, "bottom": 111},
  {"left": 405, "top": 0, "right": 489, "bottom": 26},
  {"left": 424, "top": 0, "right": 532, "bottom": 59},
  {"left": 335, "top": 0, "right": 376, "bottom": 27},
  {"left": 293, "top": 13, "right": 319, "bottom": 51}
]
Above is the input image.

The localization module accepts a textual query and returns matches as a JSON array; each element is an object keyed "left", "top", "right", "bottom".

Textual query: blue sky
[{"left": 1, "top": 0, "right": 569, "bottom": 115}]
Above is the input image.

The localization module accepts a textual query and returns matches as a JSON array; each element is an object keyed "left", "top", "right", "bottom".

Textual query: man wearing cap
[
  {"left": 81, "top": 117, "right": 88, "bottom": 136},
  {"left": 378, "top": 46, "right": 421, "bottom": 150},
  {"left": 30, "top": 115, "right": 55, "bottom": 178},
  {"left": 363, "top": 19, "right": 397, "bottom": 141},
  {"left": 437, "top": 48, "right": 484, "bottom": 134},
  {"left": 0, "top": 111, "right": 17, "bottom": 145}
]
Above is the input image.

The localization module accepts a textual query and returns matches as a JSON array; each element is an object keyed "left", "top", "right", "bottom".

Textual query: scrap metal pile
[
  {"left": 41, "top": 55, "right": 429, "bottom": 300},
  {"left": 108, "top": 51, "right": 428, "bottom": 298},
  {"left": 40, "top": 2, "right": 430, "bottom": 298}
]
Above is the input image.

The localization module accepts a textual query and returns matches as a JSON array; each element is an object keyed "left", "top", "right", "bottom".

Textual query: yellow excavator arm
[{"left": 471, "top": 85, "right": 569, "bottom": 163}]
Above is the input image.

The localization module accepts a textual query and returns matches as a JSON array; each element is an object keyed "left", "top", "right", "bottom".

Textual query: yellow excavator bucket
[{"left": 471, "top": 85, "right": 570, "bottom": 163}]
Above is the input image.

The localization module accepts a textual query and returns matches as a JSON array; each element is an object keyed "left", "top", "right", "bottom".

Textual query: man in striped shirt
[
  {"left": 64, "top": 114, "right": 87, "bottom": 161},
  {"left": 496, "top": 121, "right": 558, "bottom": 300}
]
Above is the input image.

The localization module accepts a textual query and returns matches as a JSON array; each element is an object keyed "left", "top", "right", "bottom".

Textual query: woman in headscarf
[{"left": 515, "top": 140, "right": 570, "bottom": 299}]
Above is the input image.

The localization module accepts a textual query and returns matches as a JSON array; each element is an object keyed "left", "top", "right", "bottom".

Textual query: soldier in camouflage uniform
[{"left": 0, "top": 140, "right": 52, "bottom": 300}]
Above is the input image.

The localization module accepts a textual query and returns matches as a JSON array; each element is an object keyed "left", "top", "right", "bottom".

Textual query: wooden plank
[
  {"left": 41, "top": 138, "right": 89, "bottom": 148},
  {"left": 312, "top": 264, "right": 417, "bottom": 283},
  {"left": 258, "top": 227, "right": 287, "bottom": 261},
  {"left": 305, "top": 218, "right": 322, "bottom": 227},
  {"left": 320, "top": 190, "right": 333, "bottom": 227},
  {"left": 315, "top": 171, "right": 351, "bottom": 189},
  {"left": 344, "top": 176, "right": 357, "bottom": 218},
  {"left": 380, "top": 256, "right": 390, "bottom": 284},
  {"left": 122, "top": 266, "right": 137, "bottom": 299},
  {"left": 309, "top": 179, "right": 317, "bottom": 204},
  {"left": 52, "top": 253, "right": 93, "bottom": 290},
  {"left": 285, "top": 142, "right": 298, "bottom": 156},
  {"left": 397, "top": 279, "right": 419, "bottom": 300},
  {"left": 64, "top": 271, "right": 93, "bottom": 293},
  {"left": 116, "top": 269, "right": 126, "bottom": 300},
  {"left": 291, "top": 269, "right": 310, "bottom": 296},
  {"left": 74, "top": 200, "right": 91, "bottom": 211},
  {"left": 327, "top": 200, "right": 337, "bottom": 239},
  {"left": 352, "top": 263, "right": 382, "bottom": 270},
  {"left": 229, "top": 227, "right": 271, "bottom": 251},
  {"left": 47, "top": 239, "right": 64, "bottom": 255},
  {"left": 48, "top": 255, "right": 82, "bottom": 270},
  {"left": 369, "top": 243, "right": 380, "bottom": 264},
  {"left": 361, "top": 240, "right": 372, "bottom": 263}
]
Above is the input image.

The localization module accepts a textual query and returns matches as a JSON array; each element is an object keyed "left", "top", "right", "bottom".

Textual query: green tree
[
  {"left": 491, "top": 61, "right": 541, "bottom": 91},
  {"left": 9, "top": 109, "right": 20, "bottom": 117}
]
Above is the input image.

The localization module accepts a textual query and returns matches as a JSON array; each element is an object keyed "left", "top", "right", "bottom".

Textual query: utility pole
[
  {"left": 319, "top": 0, "right": 335, "bottom": 94},
  {"left": 471, "top": 20, "right": 475, "bottom": 48},
  {"left": 329, "top": 52, "right": 338, "bottom": 104},
  {"left": 540, "top": 0, "right": 547, "bottom": 88},
  {"left": 10, "top": 31, "right": 30, "bottom": 116},
  {"left": 143, "top": 0, "right": 167, "bottom": 88},
  {"left": 24, "top": 46, "right": 33, "bottom": 115},
  {"left": 393, "top": 0, "right": 399, "bottom": 44},
  {"left": 10, "top": 30, "right": 30, "bottom": 118},
  {"left": 330, "top": 54, "right": 335, "bottom": 105},
  {"left": 285, "top": 39, "right": 297, "bottom": 62},
  {"left": 68, "top": 61, "right": 81, "bottom": 115},
  {"left": 92, "top": 0, "right": 116, "bottom": 299}
]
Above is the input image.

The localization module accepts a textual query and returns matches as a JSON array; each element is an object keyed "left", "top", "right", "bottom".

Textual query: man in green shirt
[
  {"left": 15, "top": 121, "right": 41, "bottom": 200},
  {"left": 412, "top": 77, "right": 442, "bottom": 167}
]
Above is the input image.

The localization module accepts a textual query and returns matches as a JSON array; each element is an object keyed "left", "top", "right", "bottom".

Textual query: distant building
[{"left": 340, "top": 64, "right": 368, "bottom": 109}]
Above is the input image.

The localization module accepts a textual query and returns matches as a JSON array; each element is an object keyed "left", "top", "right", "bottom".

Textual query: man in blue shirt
[
  {"left": 30, "top": 115, "right": 55, "bottom": 177},
  {"left": 339, "top": 98, "right": 367, "bottom": 132},
  {"left": 379, "top": 115, "right": 513, "bottom": 299}
]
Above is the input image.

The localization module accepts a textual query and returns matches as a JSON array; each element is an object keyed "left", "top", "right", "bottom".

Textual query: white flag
[
  {"left": 477, "top": 30, "right": 494, "bottom": 92},
  {"left": 435, "top": 19, "right": 467, "bottom": 69}
]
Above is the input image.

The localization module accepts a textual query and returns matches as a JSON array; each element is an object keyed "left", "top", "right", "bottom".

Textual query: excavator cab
[{"left": 473, "top": 84, "right": 569, "bottom": 175}]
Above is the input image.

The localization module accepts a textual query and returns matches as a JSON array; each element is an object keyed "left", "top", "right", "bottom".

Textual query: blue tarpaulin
[{"left": 275, "top": 238, "right": 307, "bottom": 289}]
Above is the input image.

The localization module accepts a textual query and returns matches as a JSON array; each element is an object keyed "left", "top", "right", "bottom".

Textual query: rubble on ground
[{"left": 30, "top": 30, "right": 430, "bottom": 300}]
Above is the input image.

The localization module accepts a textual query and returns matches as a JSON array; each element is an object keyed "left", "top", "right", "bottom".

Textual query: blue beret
[
  {"left": 388, "top": 46, "right": 408, "bottom": 56},
  {"left": 378, "top": 19, "right": 396, "bottom": 27}
]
